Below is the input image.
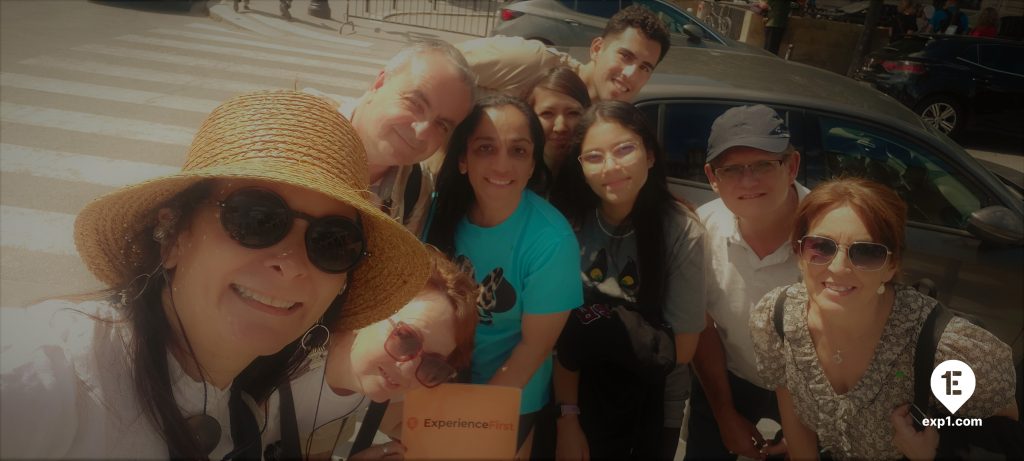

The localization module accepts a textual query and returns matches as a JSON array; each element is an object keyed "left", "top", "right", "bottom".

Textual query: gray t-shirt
[
  {"left": 577, "top": 203, "right": 707, "bottom": 334},
  {"left": 577, "top": 203, "right": 708, "bottom": 428}
]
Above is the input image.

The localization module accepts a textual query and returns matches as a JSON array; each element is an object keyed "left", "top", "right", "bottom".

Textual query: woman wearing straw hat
[{"left": 0, "top": 90, "right": 430, "bottom": 459}]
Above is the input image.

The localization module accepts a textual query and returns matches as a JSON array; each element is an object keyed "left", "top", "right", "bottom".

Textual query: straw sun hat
[{"left": 73, "top": 90, "right": 429, "bottom": 330}]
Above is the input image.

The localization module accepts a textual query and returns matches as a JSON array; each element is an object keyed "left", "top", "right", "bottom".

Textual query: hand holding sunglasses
[
  {"left": 216, "top": 188, "right": 367, "bottom": 274},
  {"left": 385, "top": 318, "right": 458, "bottom": 388},
  {"left": 797, "top": 235, "right": 892, "bottom": 271}
]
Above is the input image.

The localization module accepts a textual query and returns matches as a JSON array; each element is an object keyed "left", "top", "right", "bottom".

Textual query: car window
[
  {"left": 562, "top": 0, "right": 625, "bottom": 18},
  {"left": 635, "top": 0, "right": 692, "bottom": 34},
  {"left": 977, "top": 44, "right": 1024, "bottom": 76},
  {"left": 647, "top": 102, "right": 803, "bottom": 184},
  {"left": 811, "top": 115, "right": 994, "bottom": 229}
]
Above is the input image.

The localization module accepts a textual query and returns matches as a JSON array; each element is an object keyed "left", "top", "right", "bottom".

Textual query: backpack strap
[
  {"left": 402, "top": 164, "right": 423, "bottom": 225},
  {"left": 913, "top": 303, "right": 956, "bottom": 412},
  {"left": 276, "top": 380, "right": 302, "bottom": 460},
  {"left": 773, "top": 288, "right": 788, "bottom": 341},
  {"left": 349, "top": 400, "right": 390, "bottom": 457}
]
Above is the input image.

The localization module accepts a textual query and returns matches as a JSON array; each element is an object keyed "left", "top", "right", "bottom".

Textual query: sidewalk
[{"left": 206, "top": 0, "right": 480, "bottom": 48}]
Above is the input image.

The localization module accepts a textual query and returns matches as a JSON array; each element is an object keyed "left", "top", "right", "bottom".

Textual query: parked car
[
  {"left": 491, "top": 0, "right": 774, "bottom": 56},
  {"left": 854, "top": 35, "right": 1024, "bottom": 139},
  {"left": 564, "top": 45, "right": 1024, "bottom": 386}
]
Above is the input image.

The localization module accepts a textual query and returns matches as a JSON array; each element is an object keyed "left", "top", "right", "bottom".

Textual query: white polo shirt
[{"left": 697, "top": 182, "right": 810, "bottom": 388}]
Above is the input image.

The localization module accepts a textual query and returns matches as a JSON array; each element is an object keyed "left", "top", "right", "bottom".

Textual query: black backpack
[{"left": 770, "top": 284, "right": 1023, "bottom": 459}]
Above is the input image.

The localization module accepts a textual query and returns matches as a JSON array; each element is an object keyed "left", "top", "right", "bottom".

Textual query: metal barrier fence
[
  {"left": 696, "top": 0, "right": 750, "bottom": 41},
  {"left": 345, "top": 0, "right": 500, "bottom": 37}
]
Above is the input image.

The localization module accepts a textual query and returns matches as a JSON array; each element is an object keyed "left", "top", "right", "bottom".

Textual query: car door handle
[{"left": 563, "top": 18, "right": 580, "bottom": 26}]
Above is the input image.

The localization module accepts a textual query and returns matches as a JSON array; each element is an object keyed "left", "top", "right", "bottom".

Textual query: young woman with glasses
[
  {"left": 0, "top": 91, "right": 431, "bottom": 460},
  {"left": 549, "top": 101, "right": 709, "bottom": 459},
  {"left": 750, "top": 177, "right": 1017, "bottom": 460},
  {"left": 425, "top": 95, "right": 583, "bottom": 456}
]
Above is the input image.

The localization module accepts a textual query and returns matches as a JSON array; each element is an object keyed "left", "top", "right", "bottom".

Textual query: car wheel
[{"left": 916, "top": 96, "right": 963, "bottom": 137}]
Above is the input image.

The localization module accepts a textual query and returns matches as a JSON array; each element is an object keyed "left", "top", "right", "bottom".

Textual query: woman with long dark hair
[
  {"left": 549, "top": 101, "right": 708, "bottom": 459},
  {"left": 528, "top": 66, "right": 591, "bottom": 179},
  {"left": 0, "top": 91, "right": 430, "bottom": 459},
  {"left": 425, "top": 95, "right": 582, "bottom": 455}
]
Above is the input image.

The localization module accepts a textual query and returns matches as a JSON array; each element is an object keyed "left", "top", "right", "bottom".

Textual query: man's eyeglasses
[
  {"left": 797, "top": 235, "right": 892, "bottom": 271},
  {"left": 578, "top": 141, "right": 643, "bottom": 169},
  {"left": 385, "top": 318, "right": 457, "bottom": 388},
  {"left": 215, "top": 188, "right": 367, "bottom": 274},
  {"left": 712, "top": 159, "right": 785, "bottom": 182}
]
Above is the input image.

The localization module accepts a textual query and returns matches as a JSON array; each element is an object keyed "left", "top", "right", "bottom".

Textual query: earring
[
  {"left": 877, "top": 283, "right": 886, "bottom": 295},
  {"left": 301, "top": 318, "right": 331, "bottom": 364},
  {"left": 152, "top": 208, "right": 180, "bottom": 244}
]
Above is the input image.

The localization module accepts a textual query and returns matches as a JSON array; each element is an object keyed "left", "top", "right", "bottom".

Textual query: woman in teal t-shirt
[{"left": 425, "top": 95, "right": 583, "bottom": 455}]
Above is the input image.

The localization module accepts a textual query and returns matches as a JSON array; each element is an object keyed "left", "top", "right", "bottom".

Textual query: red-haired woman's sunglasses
[{"left": 384, "top": 318, "right": 457, "bottom": 388}]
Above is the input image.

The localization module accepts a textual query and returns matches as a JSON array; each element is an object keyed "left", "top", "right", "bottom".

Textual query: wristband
[{"left": 559, "top": 404, "right": 581, "bottom": 417}]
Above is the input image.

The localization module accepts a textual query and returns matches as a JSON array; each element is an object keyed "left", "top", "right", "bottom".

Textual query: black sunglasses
[
  {"left": 216, "top": 188, "right": 367, "bottom": 274},
  {"left": 797, "top": 235, "right": 892, "bottom": 271}
]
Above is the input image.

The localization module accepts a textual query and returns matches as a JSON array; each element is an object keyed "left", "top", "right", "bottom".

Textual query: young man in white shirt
[{"left": 687, "top": 105, "right": 809, "bottom": 460}]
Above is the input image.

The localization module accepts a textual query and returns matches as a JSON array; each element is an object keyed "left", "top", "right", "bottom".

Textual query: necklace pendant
[{"left": 833, "top": 350, "right": 843, "bottom": 364}]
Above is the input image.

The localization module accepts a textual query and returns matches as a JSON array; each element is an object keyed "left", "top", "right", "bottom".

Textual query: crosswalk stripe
[
  {"left": 0, "top": 102, "right": 194, "bottom": 146},
  {"left": 242, "top": 13, "right": 378, "bottom": 49},
  {"left": 86, "top": 42, "right": 372, "bottom": 92},
  {"left": 185, "top": 21, "right": 263, "bottom": 38},
  {"left": 148, "top": 28, "right": 390, "bottom": 66},
  {"left": 107, "top": 35, "right": 378, "bottom": 77},
  {"left": 0, "top": 72, "right": 219, "bottom": 114},
  {"left": 21, "top": 56, "right": 282, "bottom": 94},
  {"left": 0, "top": 206, "right": 78, "bottom": 256},
  {"left": 1, "top": 144, "right": 179, "bottom": 188}
]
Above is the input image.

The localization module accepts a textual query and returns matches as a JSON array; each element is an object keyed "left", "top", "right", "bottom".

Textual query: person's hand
[
  {"left": 349, "top": 440, "right": 406, "bottom": 460},
  {"left": 891, "top": 404, "right": 938, "bottom": 461},
  {"left": 763, "top": 435, "right": 788, "bottom": 457},
  {"left": 717, "top": 409, "right": 769, "bottom": 460},
  {"left": 556, "top": 415, "right": 590, "bottom": 461}
]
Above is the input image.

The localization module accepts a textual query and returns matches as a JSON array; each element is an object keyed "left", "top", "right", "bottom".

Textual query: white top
[
  {"left": 696, "top": 182, "right": 810, "bottom": 387},
  {"left": 0, "top": 299, "right": 366, "bottom": 459}
]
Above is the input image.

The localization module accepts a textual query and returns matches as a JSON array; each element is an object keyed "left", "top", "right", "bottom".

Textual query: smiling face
[
  {"left": 459, "top": 105, "right": 536, "bottom": 220},
  {"left": 531, "top": 86, "right": 584, "bottom": 166},
  {"left": 163, "top": 179, "right": 352, "bottom": 360},
  {"left": 352, "top": 53, "right": 474, "bottom": 168},
  {"left": 338, "top": 289, "right": 457, "bottom": 402},
  {"left": 579, "top": 119, "right": 653, "bottom": 214},
  {"left": 588, "top": 28, "right": 661, "bottom": 102},
  {"left": 704, "top": 146, "right": 800, "bottom": 221},
  {"left": 800, "top": 205, "right": 897, "bottom": 313}
]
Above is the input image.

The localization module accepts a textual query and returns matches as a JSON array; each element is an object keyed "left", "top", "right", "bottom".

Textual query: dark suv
[{"left": 854, "top": 35, "right": 1024, "bottom": 139}]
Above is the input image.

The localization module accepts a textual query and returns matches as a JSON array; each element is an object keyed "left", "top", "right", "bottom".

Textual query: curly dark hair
[{"left": 602, "top": 4, "right": 671, "bottom": 64}]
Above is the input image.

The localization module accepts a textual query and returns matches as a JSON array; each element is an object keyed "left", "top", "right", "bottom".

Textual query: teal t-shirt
[{"left": 455, "top": 190, "right": 583, "bottom": 413}]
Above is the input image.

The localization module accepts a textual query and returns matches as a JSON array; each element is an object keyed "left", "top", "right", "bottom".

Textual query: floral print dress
[{"left": 750, "top": 283, "right": 1015, "bottom": 460}]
